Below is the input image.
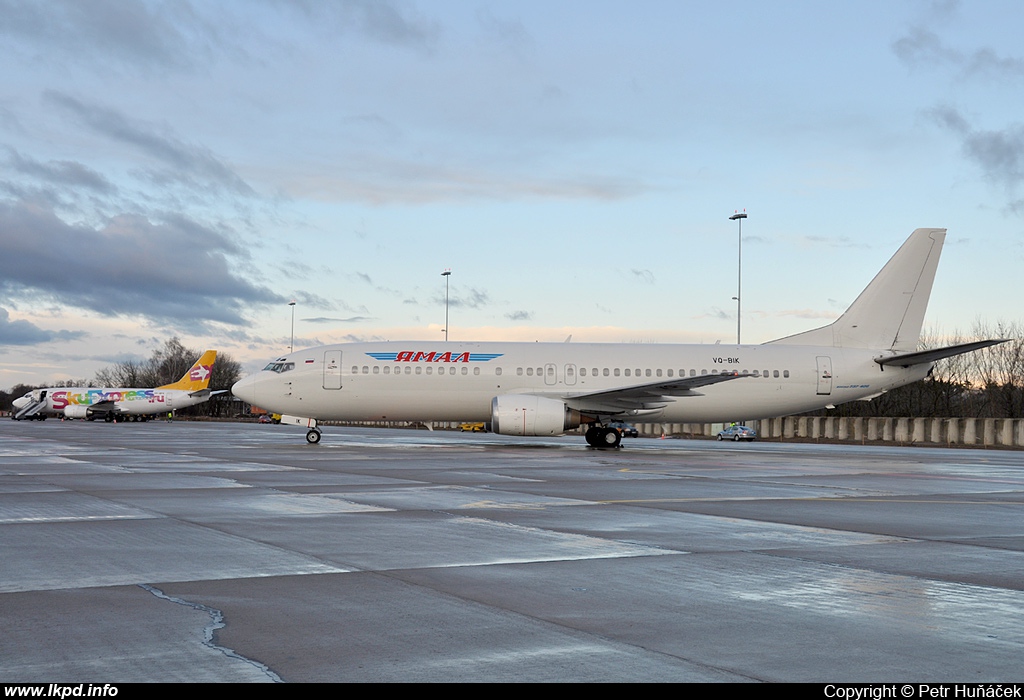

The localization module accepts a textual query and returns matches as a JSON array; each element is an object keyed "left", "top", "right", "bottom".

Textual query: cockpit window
[{"left": 262, "top": 362, "right": 295, "bottom": 373}]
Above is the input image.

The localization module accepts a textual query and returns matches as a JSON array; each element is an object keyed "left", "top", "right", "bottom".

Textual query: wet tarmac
[{"left": 2, "top": 420, "right": 1023, "bottom": 682}]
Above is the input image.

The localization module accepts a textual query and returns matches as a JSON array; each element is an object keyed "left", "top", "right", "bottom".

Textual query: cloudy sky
[{"left": 2, "top": 0, "right": 1022, "bottom": 387}]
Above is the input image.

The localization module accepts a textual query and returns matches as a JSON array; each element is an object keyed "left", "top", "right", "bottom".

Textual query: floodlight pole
[
  {"left": 441, "top": 269, "right": 451, "bottom": 342},
  {"left": 729, "top": 211, "right": 747, "bottom": 345},
  {"left": 289, "top": 301, "right": 296, "bottom": 353}
]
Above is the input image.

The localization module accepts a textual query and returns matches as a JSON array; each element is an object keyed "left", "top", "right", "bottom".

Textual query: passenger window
[
  {"left": 526, "top": 367, "right": 534, "bottom": 376},
  {"left": 383, "top": 366, "right": 390, "bottom": 375},
  {"left": 603, "top": 368, "right": 609, "bottom": 377},
  {"left": 667, "top": 369, "right": 674, "bottom": 377},
  {"left": 373, "top": 366, "right": 379, "bottom": 374},
  {"left": 614, "top": 368, "right": 620, "bottom": 377},
  {"left": 656, "top": 369, "right": 662, "bottom": 377},
  {"left": 783, "top": 370, "right": 790, "bottom": 378},
  {"left": 462, "top": 367, "right": 469, "bottom": 375},
  {"left": 773, "top": 370, "right": 779, "bottom": 378},
  {"left": 645, "top": 369, "right": 652, "bottom": 377},
  {"left": 517, "top": 367, "right": 523, "bottom": 376},
  {"left": 624, "top": 369, "right": 631, "bottom": 377},
  {"left": 415, "top": 367, "right": 422, "bottom": 375},
  {"left": 426, "top": 366, "right": 432, "bottom": 375},
  {"left": 495, "top": 367, "right": 502, "bottom": 376},
  {"left": 473, "top": 367, "right": 480, "bottom": 375},
  {"left": 580, "top": 368, "right": 587, "bottom": 377}
]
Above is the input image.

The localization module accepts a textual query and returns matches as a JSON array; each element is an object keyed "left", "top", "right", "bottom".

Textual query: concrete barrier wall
[{"left": 632, "top": 417, "right": 1024, "bottom": 447}]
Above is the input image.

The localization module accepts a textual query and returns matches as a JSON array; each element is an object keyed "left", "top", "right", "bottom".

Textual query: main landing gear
[
  {"left": 584, "top": 425, "right": 622, "bottom": 449},
  {"left": 306, "top": 428, "right": 322, "bottom": 444}
]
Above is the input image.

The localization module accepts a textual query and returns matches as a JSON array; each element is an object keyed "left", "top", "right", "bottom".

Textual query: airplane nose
[{"left": 231, "top": 374, "right": 258, "bottom": 405}]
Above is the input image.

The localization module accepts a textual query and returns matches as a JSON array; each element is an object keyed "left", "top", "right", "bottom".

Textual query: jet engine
[
  {"left": 490, "top": 395, "right": 582, "bottom": 436},
  {"left": 63, "top": 405, "right": 95, "bottom": 420}
]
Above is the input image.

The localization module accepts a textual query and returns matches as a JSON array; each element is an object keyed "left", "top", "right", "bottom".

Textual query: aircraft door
[
  {"left": 323, "top": 350, "right": 342, "bottom": 390},
  {"left": 816, "top": 356, "right": 833, "bottom": 395},
  {"left": 564, "top": 364, "right": 577, "bottom": 386},
  {"left": 544, "top": 363, "right": 557, "bottom": 386}
]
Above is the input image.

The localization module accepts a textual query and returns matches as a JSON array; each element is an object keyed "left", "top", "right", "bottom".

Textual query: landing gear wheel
[
  {"left": 306, "top": 429, "right": 322, "bottom": 445},
  {"left": 598, "top": 427, "right": 622, "bottom": 449},
  {"left": 584, "top": 426, "right": 601, "bottom": 446}
]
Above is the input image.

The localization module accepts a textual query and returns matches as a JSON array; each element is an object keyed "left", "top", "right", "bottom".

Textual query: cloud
[
  {"left": 929, "top": 106, "right": 1024, "bottom": 194},
  {"left": 630, "top": 268, "right": 655, "bottom": 284},
  {"left": 44, "top": 91, "right": 255, "bottom": 197},
  {"left": 893, "top": 27, "right": 1024, "bottom": 81},
  {"left": 0, "top": 307, "right": 85, "bottom": 346},
  {"left": 476, "top": 8, "right": 533, "bottom": 54},
  {"left": 6, "top": 148, "right": 116, "bottom": 194},
  {"left": 440, "top": 287, "right": 490, "bottom": 309},
  {"left": 0, "top": 0, "right": 207, "bottom": 69},
  {"left": 286, "top": 0, "right": 440, "bottom": 51},
  {"left": 0, "top": 201, "right": 284, "bottom": 326},
  {"left": 505, "top": 310, "right": 532, "bottom": 321},
  {"left": 302, "top": 316, "right": 373, "bottom": 324}
]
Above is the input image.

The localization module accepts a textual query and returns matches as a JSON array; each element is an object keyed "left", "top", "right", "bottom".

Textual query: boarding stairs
[{"left": 14, "top": 391, "right": 46, "bottom": 420}]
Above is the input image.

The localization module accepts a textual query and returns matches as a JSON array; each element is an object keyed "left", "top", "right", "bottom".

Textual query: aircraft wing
[
  {"left": 81, "top": 400, "right": 119, "bottom": 416},
  {"left": 874, "top": 339, "right": 1008, "bottom": 368},
  {"left": 562, "top": 372, "right": 751, "bottom": 414}
]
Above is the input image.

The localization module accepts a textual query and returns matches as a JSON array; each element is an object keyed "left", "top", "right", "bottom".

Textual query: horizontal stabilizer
[
  {"left": 874, "top": 339, "right": 1008, "bottom": 368},
  {"left": 187, "top": 389, "right": 229, "bottom": 398}
]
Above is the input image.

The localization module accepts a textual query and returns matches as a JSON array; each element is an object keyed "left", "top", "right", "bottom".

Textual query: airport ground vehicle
[
  {"left": 717, "top": 425, "right": 757, "bottom": 441},
  {"left": 610, "top": 421, "right": 639, "bottom": 438}
]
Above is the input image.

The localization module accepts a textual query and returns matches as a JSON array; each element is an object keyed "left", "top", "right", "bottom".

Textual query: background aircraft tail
[
  {"left": 158, "top": 350, "right": 218, "bottom": 391},
  {"left": 769, "top": 228, "right": 945, "bottom": 351}
]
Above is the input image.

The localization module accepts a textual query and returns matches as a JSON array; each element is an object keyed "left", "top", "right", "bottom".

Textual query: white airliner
[
  {"left": 232, "top": 229, "right": 1002, "bottom": 447},
  {"left": 12, "top": 351, "right": 221, "bottom": 422}
]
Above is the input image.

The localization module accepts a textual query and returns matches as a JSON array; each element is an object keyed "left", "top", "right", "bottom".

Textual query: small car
[
  {"left": 717, "top": 424, "right": 756, "bottom": 441},
  {"left": 257, "top": 415, "right": 273, "bottom": 424},
  {"left": 610, "top": 421, "right": 639, "bottom": 438}
]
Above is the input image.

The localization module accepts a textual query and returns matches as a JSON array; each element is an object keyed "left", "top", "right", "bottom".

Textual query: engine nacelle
[
  {"left": 63, "top": 405, "right": 94, "bottom": 420},
  {"left": 490, "top": 395, "right": 582, "bottom": 436}
]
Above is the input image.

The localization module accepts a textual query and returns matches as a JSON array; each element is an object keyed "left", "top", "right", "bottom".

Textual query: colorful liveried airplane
[
  {"left": 12, "top": 351, "right": 221, "bottom": 422},
  {"left": 231, "top": 229, "right": 1004, "bottom": 447}
]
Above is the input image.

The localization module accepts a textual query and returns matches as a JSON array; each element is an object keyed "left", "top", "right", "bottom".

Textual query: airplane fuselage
[
  {"left": 234, "top": 340, "right": 930, "bottom": 424},
  {"left": 14, "top": 386, "right": 209, "bottom": 419}
]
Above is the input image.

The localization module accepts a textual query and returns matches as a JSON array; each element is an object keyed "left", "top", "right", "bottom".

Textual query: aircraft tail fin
[
  {"left": 769, "top": 228, "right": 945, "bottom": 351},
  {"left": 158, "top": 350, "right": 218, "bottom": 391}
]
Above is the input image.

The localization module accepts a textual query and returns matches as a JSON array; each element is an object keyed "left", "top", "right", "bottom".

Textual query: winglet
[{"left": 158, "top": 350, "right": 218, "bottom": 391}]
